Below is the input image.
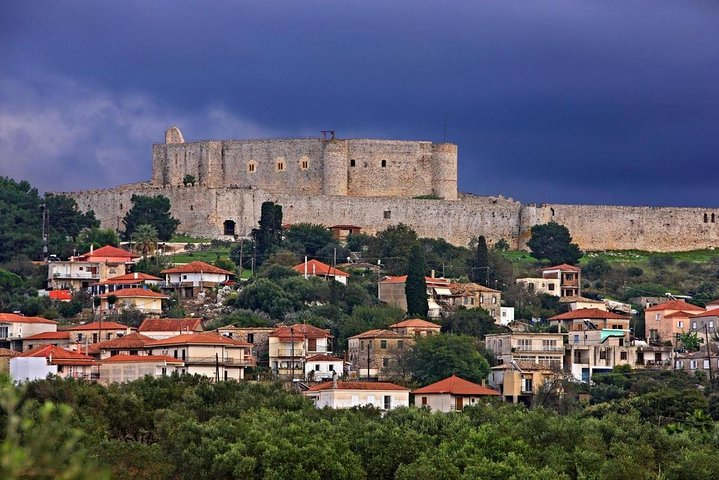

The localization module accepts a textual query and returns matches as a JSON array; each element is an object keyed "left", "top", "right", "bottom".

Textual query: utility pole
[
  {"left": 290, "top": 326, "right": 295, "bottom": 384},
  {"left": 238, "top": 239, "right": 244, "bottom": 278},
  {"left": 705, "top": 324, "right": 714, "bottom": 385},
  {"left": 215, "top": 352, "right": 220, "bottom": 383},
  {"left": 366, "top": 341, "right": 371, "bottom": 380},
  {"left": 251, "top": 242, "right": 256, "bottom": 278},
  {"left": 40, "top": 202, "right": 49, "bottom": 261}
]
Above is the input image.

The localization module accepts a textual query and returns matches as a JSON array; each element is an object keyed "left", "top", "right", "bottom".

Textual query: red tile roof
[
  {"left": 306, "top": 354, "right": 344, "bottom": 362},
  {"left": 541, "top": 264, "right": 581, "bottom": 272},
  {"left": 0, "top": 313, "right": 58, "bottom": 325},
  {"left": 96, "top": 288, "right": 168, "bottom": 299},
  {"left": 447, "top": 282, "right": 500, "bottom": 294},
  {"left": 19, "top": 345, "right": 97, "bottom": 365},
  {"left": 100, "top": 354, "right": 184, "bottom": 364},
  {"left": 690, "top": 308, "right": 719, "bottom": 318},
  {"left": 645, "top": 300, "right": 704, "bottom": 312},
  {"left": 66, "top": 321, "right": 129, "bottom": 331},
  {"left": 76, "top": 245, "right": 139, "bottom": 260},
  {"left": 148, "top": 333, "right": 251, "bottom": 347},
  {"left": 270, "top": 324, "right": 333, "bottom": 340},
  {"left": 293, "top": 259, "right": 349, "bottom": 277},
  {"left": 23, "top": 331, "right": 71, "bottom": 340},
  {"left": 161, "top": 261, "right": 233, "bottom": 275},
  {"left": 94, "top": 332, "right": 154, "bottom": 349},
  {"left": 48, "top": 290, "right": 73, "bottom": 301},
  {"left": 389, "top": 319, "right": 441, "bottom": 329},
  {"left": 97, "top": 272, "right": 163, "bottom": 285},
  {"left": 664, "top": 311, "right": 694, "bottom": 319},
  {"left": 549, "top": 308, "right": 629, "bottom": 321},
  {"left": 412, "top": 375, "right": 500, "bottom": 396},
  {"left": 308, "top": 381, "right": 409, "bottom": 391},
  {"left": 138, "top": 318, "right": 204, "bottom": 333}
]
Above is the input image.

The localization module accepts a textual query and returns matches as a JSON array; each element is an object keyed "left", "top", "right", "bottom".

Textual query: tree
[
  {"left": 442, "top": 308, "right": 505, "bottom": 339},
  {"left": 77, "top": 228, "right": 120, "bottom": 252},
  {"left": 182, "top": 174, "right": 196, "bottom": 187},
  {"left": 284, "top": 223, "right": 334, "bottom": 256},
  {"left": 367, "top": 224, "right": 418, "bottom": 275},
  {"left": 251, "top": 202, "right": 283, "bottom": 264},
  {"left": 470, "top": 236, "right": 489, "bottom": 284},
  {"left": 133, "top": 224, "right": 158, "bottom": 258},
  {"left": 526, "top": 222, "right": 582, "bottom": 265},
  {"left": 678, "top": 331, "right": 701, "bottom": 352},
  {"left": 0, "top": 177, "right": 43, "bottom": 263},
  {"left": 44, "top": 193, "right": 99, "bottom": 250},
  {"left": 404, "top": 334, "right": 491, "bottom": 385},
  {"left": 123, "top": 195, "right": 180, "bottom": 241},
  {"left": 493, "top": 239, "right": 510, "bottom": 251},
  {"left": 405, "top": 243, "right": 429, "bottom": 318}
]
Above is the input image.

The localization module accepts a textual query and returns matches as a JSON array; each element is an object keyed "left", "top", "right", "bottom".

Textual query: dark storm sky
[{"left": 1, "top": 1, "right": 718, "bottom": 206}]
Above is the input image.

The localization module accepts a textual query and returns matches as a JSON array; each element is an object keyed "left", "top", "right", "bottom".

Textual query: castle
[{"left": 64, "top": 127, "right": 719, "bottom": 251}]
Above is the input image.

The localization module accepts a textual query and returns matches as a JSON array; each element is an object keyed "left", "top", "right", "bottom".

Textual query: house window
[
  {"left": 517, "top": 339, "right": 531, "bottom": 350},
  {"left": 247, "top": 333, "right": 255, "bottom": 344},
  {"left": 677, "top": 321, "right": 683, "bottom": 328},
  {"left": 383, "top": 210, "right": 391, "bottom": 219},
  {"left": 676, "top": 360, "right": 683, "bottom": 368},
  {"left": 692, "top": 322, "right": 697, "bottom": 330},
  {"left": 329, "top": 364, "right": 334, "bottom": 371},
  {"left": 397, "top": 340, "right": 404, "bottom": 349},
  {"left": 106, "top": 333, "right": 112, "bottom": 340},
  {"left": 655, "top": 314, "right": 661, "bottom": 321},
  {"left": 711, "top": 321, "right": 715, "bottom": 328},
  {"left": 248, "top": 162, "right": 256, "bottom": 173},
  {"left": 350, "top": 159, "right": 356, "bottom": 167},
  {"left": 276, "top": 161, "right": 285, "bottom": 171},
  {"left": 548, "top": 283, "right": 555, "bottom": 291},
  {"left": 223, "top": 220, "right": 236, "bottom": 236},
  {"left": 599, "top": 350, "right": 607, "bottom": 360},
  {"left": 77, "top": 333, "right": 84, "bottom": 342},
  {"left": 690, "top": 360, "right": 697, "bottom": 370},
  {"left": 382, "top": 357, "right": 389, "bottom": 367},
  {"left": 182, "top": 275, "right": 188, "bottom": 280},
  {"left": 380, "top": 340, "right": 387, "bottom": 349},
  {"left": 383, "top": 395, "right": 392, "bottom": 410},
  {"left": 492, "top": 297, "right": 497, "bottom": 304},
  {"left": 92, "top": 333, "right": 98, "bottom": 343},
  {"left": 620, "top": 351, "right": 627, "bottom": 361},
  {"left": 0, "top": 326, "right": 8, "bottom": 338},
  {"left": 421, "top": 396, "right": 428, "bottom": 406},
  {"left": 704, "top": 360, "right": 710, "bottom": 369},
  {"left": 161, "top": 367, "right": 167, "bottom": 376},
  {"left": 480, "top": 295, "right": 484, "bottom": 304},
  {"left": 315, "top": 364, "right": 320, "bottom": 371},
  {"left": 381, "top": 160, "right": 387, "bottom": 168},
  {"left": 521, "top": 378, "right": 533, "bottom": 393}
]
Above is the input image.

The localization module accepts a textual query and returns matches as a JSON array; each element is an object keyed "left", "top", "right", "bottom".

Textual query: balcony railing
[
  {"left": 52, "top": 272, "right": 99, "bottom": 279},
  {"left": 182, "top": 356, "right": 256, "bottom": 366},
  {"left": 513, "top": 346, "right": 564, "bottom": 352}
]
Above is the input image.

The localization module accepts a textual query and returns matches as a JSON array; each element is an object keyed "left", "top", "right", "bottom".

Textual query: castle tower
[
  {"left": 431, "top": 143, "right": 458, "bottom": 200},
  {"left": 322, "top": 139, "right": 349, "bottom": 196}
]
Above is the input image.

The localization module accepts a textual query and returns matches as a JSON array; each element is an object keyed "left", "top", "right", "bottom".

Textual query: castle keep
[{"left": 65, "top": 127, "right": 719, "bottom": 252}]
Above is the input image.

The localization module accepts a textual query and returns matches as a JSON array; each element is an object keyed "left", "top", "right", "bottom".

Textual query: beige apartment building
[
  {"left": 347, "top": 329, "right": 413, "bottom": 378},
  {"left": 485, "top": 332, "right": 565, "bottom": 370}
]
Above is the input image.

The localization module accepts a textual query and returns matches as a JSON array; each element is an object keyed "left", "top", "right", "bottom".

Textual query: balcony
[
  {"left": 52, "top": 272, "right": 99, "bottom": 280},
  {"left": 513, "top": 345, "right": 564, "bottom": 353},
  {"left": 276, "top": 349, "right": 307, "bottom": 357},
  {"left": 183, "top": 356, "right": 256, "bottom": 366}
]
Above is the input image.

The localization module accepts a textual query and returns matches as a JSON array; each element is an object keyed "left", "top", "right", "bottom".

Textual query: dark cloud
[{"left": 1, "top": 1, "right": 718, "bottom": 205}]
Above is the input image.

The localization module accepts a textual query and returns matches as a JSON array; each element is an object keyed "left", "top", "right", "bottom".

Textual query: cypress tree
[
  {"left": 473, "top": 235, "right": 489, "bottom": 285},
  {"left": 252, "top": 201, "right": 283, "bottom": 264},
  {"left": 405, "top": 243, "right": 429, "bottom": 318}
]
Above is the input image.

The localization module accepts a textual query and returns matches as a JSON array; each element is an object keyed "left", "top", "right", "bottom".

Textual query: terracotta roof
[
  {"left": 664, "top": 311, "right": 694, "bottom": 319},
  {"left": 307, "top": 381, "right": 410, "bottom": 391},
  {"left": 66, "top": 321, "right": 129, "bottom": 331},
  {"left": 349, "top": 329, "right": 407, "bottom": 340},
  {"left": 19, "top": 345, "right": 96, "bottom": 365},
  {"left": 690, "top": 308, "right": 719, "bottom": 318},
  {"left": 96, "top": 288, "right": 168, "bottom": 299},
  {"left": 161, "top": 261, "right": 233, "bottom": 275},
  {"left": 0, "top": 348, "right": 20, "bottom": 357},
  {"left": 97, "top": 272, "right": 163, "bottom": 284},
  {"left": 293, "top": 259, "right": 349, "bottom": 277},
  {"left": 412, "top": 375, "right": 500, "bottom": 396},
  {"left": 94, "top": 332, "right": 155, "bottom": 349},
  {"left": 139, "top": 318, "right": 204, "bottom": 333},
  {"left": 148, "top": 333, "right": 251, "bottom": 347},
  {"left": 270, "top": 324, "right": 333, "bottom": 340},
  {"left": 23, "top": 331, "right": 71, "bottom": 340},
  {"left": 0, "top": 313, "right": 58, "bottom": 325},
  {"left": 645, "top": 300, "right": 704, "bottom": 312},
  {"left": 707, "top": 299, "right": 719, "bottom": 306},
  {"left": 447, "top": 282, "right": 500, "bottom": 294},
  {"left": 306, "top": 354, "right": 344, "bottom": 362},
  {"left": 541, "top": 264, "right": 581, "bottom": 272},
  {"left": 379, "top": 275, "right": 450, "bottom": 285},
  {"left": 390, "top": 319, "right": 441, "bottom": 329},
  {"left": 76, "top": 245, "right": 139, "bottom": 260},
  {"left": 549, "top": 308, "right": 629, "bottom": 321},
  {"left": 100, "top": 354, "right": 184, "bottom": 364},
  {"left": 48, "top": 290, "right": 73, "bottom": 301},
  {"left": 559, "top": 296, "right": 604, "bottom": 304}
]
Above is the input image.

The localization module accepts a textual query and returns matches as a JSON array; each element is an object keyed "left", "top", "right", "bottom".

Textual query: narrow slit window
[{"left": 381, "top": 160, "right": 387, "bottom": 167}]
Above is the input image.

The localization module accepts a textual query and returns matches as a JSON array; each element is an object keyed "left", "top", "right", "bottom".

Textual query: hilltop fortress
[{"left": 65, "top": 127, "right": 719, "bottom": 251}]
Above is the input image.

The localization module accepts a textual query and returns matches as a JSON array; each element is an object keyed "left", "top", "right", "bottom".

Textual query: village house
[
  {"left": 347, "top": 329, "right": 413, "bottom": 379},
  {"left": 328, "top": 224, "right": 361, "bottom": 243},
  {"left": 688, "top": 308, "right": 719, "bottom": 335},
  {"left": 22, "top": 331, "right": 71, "bottom": 352},
  {"left": 268, "top": 324, "right": 333, "bottom": 379},
  {"left": 96, "top": 288, "right": 168, "bottom": 315},
  {"left": 559, "top": 296, "right": 607, "bottom": 312},
  {"left": 91, "top": 272, "right": 163, "bottom": 295},
  {"left": 65, "top": 321, "right": 132, "bottom": 345},
  {"left": 516, "top": 263, "right": 581, "bottom": 298},
  {"left": 305, "top": 354, "right": 345, "bottom": 381},
  {"left": 444, "top": 282, "right": 503, "bottom": 322},
  {"left": 147, "top": 333, "right": 255, "bottom": 381},
  {"left": 91, "top": 332, "right": 155, "bottom": 359},
  {"left": 388, "top": 318, "right": 441, "bottom": 336},
  {"left": 488, "top": 361, "right": 556, "bottom": 404},
  {"left": 549, "top": 308, "right": 630, "bottom": 334},
  {"left": 138, "top": 317, "right": 204, "bottom": 339},
  {"left": 378, "top": 275, "right": 451, "bottom": 318},
  {"left": 674, "top": 347, "right": 719, "bottom": 379},
  {"left": 0, "top": 348, "right": 20, "bottom": 373},
  {"left": 412, "top": 375, "right": 500, "bottom": 412},
  {"left": 160, "top": 261, "right": 234, "bottom": 298},
  {"left": 215, "top": 326, "right": 275, "bottom": 366},
  {"left": 99, "top": 354, "right": 185, "bottom": 384},
  {"left": 644, "top": 299, "right": 705, "bottom": 344},
  {"left": 47, "top": 245, "right": 139, "bottom": 292},
  {"left": 292, "top": 259, "right": 349, "bottom": 285},
  {"left": 11, "top": 345, "right": 98, "bottom": 382},
  {"left": 303, "top": 378, "right": 410, "bottom": 411},
  {"left": 485, "top": 332, "right": 565, "bottom": 370},
  {"left": 0, "top": 313, "right": 59, "bottom": 351}
]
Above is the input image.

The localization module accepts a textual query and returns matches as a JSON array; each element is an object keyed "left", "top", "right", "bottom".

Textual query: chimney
[
  {"left": 90, "top": 244, "right": 94, "bottom": 254},
  {"left": 481, "top": 379, "right": 486, "bottom": 387},
  {"left": 430, "top": 269, "right": 435, "bottom": 278},
  {"left": 134, "top": 272, "right": 138, "bottom": 279}
]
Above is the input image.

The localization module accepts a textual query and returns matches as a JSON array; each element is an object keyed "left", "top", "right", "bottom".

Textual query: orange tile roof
[
  {"left": 306, "top": 354, "right": 344, "bottom": 362},
  {"left": 138, "top": 318, "right": 204, "bottom": 333},
  {"left": 100, "top": 354, "right": 184, "bottom": 364},
  {"left": 48, "top": 290, "right": 73, "bottom": 301},
  {"left": 447, "top": 282, "right": 500, "bottom": 294},
  {"left": 20, "top": 345, "right": 96, "bottom": 365},
  {"left": 645, "top": 300, "right": 704, "bottom": 312},
  {"left": 96, "top": 288, "right": 168, "bottom": 299},
  {"left": 148, "top": 333, "right": 251, "bottom": 347},
  {"left": 664, "top": 311, "right": 694, "bottom": 319},
  {"left": 66, "top": 321, "right": 129, "bottom": 331},
  {"left": 0, "top": 313, "right": 58, "bottom": 325},
  {"left": 308, "top": 381, "right": 409, "bottom": 391},
  {"left": 541, "top": 264, "right": 581, "bottom": 272},
  {"left": 412, "top": 375, "right": 500, "bottom": 396},
  {"left": 390, "top": 319, "right": 441, "bottom": 329},
  {"left": 94, "top": 332, "right": 154, "bottom": 349},
  {"left": 97, "top": 272, "right": 163, "bottom": 285},
  {"left": 349, "top": 329, "right": 408, "bottom": 340},
  {"left": 270, "top": 324, "right": 333, "bottom": 340},
  {"left": 690, "top": 308, "right": 719, "bottom": 318},
  {"left": 76, "top": 245, "right": 139, "bottom": 260},
  {"left": 293, "top": 259, "right": 349, "bottom": 277},
  {"left": 549, "top": 308, "right": 629, "bottom": 321},
  {"left": 23, "top": 331, "right": 71, "bottom": 340},
  {"left": 161, "top": 261, "right": 233, "bottom": 275}
]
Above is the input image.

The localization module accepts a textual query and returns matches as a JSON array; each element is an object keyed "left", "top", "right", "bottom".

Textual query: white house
[
  {"left": 304, "top": 354, "right": 344, "bottom": 381},
  {"left": 303, "top": 379, "right": 410, "bottom": 410},
  {"left": 292, "top": 259, "right": 349, "bottom": 285},
  {"left": 411, "top": 375, "right": 500, "bottom": 412},
  {"left": 161, "top": 261, "right": 234, "bottom": 297},
  {"left": 0, "top": 313, "right": 59, "bottom": 351},
  {"left": 99, "top": 354, "right": 185, "bottom": 384},
  {"left": 138, "top": 318, "right": 204, "bottom": 340}
]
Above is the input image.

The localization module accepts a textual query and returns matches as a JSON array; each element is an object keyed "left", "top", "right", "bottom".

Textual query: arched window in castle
[
  {"left": 713, "top": 213, "right": 716, "bottom": 223},
  {"left": 299, "top": 157, "right": 309, "bottom": 170},
  {"left": 223, "top": 220, "right": 236, "bottom": 236},
  {"left": 381, "top": 160, "right": 387, "bottom": 168},
  {"left": 247, "top": 161, "right": 256, "bottom": 173},
  {"left": 704, "top": 213, "right": 709, "bottom": 223},
  {"left": 276, "top": 158, "right": 285, "bottom": 171},
  {"left": 350, "top": 159, "right": 356, "bottom": 167}
]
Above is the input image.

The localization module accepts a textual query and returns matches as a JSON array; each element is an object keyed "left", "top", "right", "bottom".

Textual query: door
[
  {"left": 308, "top": 338, "right": 317, "bottom": 352},
  {"left": 455, "top": 397, "right": 464, "bottom": 411}
]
